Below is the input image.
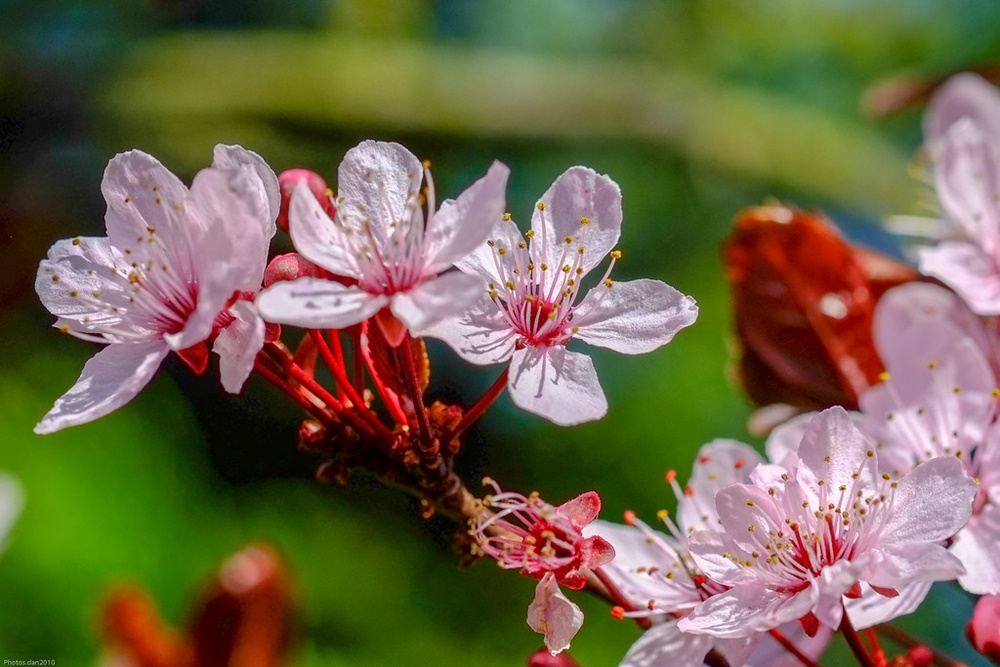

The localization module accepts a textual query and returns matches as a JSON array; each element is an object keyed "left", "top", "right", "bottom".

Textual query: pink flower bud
[
  {"left": 968, "top": 594, "right": 1000, "bottom": 663},
  {"left": 263, "top": 253, "right": 326, "bottom": 287},
  {"left": 277, "top": 168, "right": 335, "bottom": 233},
  {"left": 527, "top": 648, "right": 580, "bottom": 667}
]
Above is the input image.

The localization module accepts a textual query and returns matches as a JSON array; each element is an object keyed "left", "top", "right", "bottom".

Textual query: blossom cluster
[{"left": 29, "top": 72, "right": 1000, "bottom": 667}]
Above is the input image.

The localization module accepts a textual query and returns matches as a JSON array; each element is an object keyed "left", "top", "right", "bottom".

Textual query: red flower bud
[
  {"left": 968, "top": 593, "right": 1000, "bottom": 664},
  {"left": 263, "top": 253, "right": 326, "bottom": 287},
  {"left": 277, "top": 168, "right": 335, "bottom": 233},
  {"left": 527, "top": 648, "right": 580, "bottom": 667}
]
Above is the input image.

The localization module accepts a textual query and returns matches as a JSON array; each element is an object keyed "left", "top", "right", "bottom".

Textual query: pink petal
[
  {"left": 678, "top": 583, "right": 817, "bottom": 638},
  {"left": 926, "top": 73, "right": 1000, "bottom": 147},
  {"left": 211, "top": 144, "right": 281, "bottom": 234},
  {"left": 389, "top": 271, "right": 485, "bottom": 335},
  {"left": 764, "top": 411, "right": 816, "bottom": 468},
  {"left": 213, "top": 300, "right": 266, "bottom": 394},
  {"left": 716, "top": 636, "right": 763, "bottom": 667},
  {"left": 557, "top": 491, "right": 601, "bottom": 529},
  {"left": 530, "top": 167, "right": 622, "bottom": 276},
  {"left": 795, "top": 407, "right": 874, "bottom": 493},
  {"left": 880, "top": 456, "right": 977, "bottom": 545},
  {"left": 101, "top": 150, "right": 191, "bottom": 256},
  {"left": 577, "top": 535, "right": 614, "bottom": 570},
  {"left": 620, "top": 621, "right": 715, "bottom": 667},
  {"left": 686, "top": 530, "right": 757, "bottom": 588},
  {"left": 424, "top": 161, "right": 510, "bottom": 274},
  {"left": 952, "top": 503, "right": 1000, "bottom": 594},
  {"left": 679, "top": 439, "right": 763, "bottom": 533},
  {"left": 920, "top": 241, "right": 1000, "bottom": 315},
  {"left": 34, "top": 341, "right": 169, "bottom": 434},
  {"left": 863, "top": 543, "right": 964, "bottom": 593},
  {"left": 508, "top": 346, "right": 607, "bottom": 426},
  {"left": 933, "top": 119, "right": 1000, "bottom": 248},
  {"left": 746, "top": 622, "right": 832, "bottom": 667},
  {"left": 527, "top": 573, "right": 584, "bottom": 655},
  {"left": 571, "top": 279, "right": 698, "bottom": 354},
  {"left": 257, "top": 278, "right": 388, "bottom": 329},
  {"left": 289, "top": 180, "right": 362, "bottom": 280},
  {"left": 454, "top": 215, "right": 526, "bottom": 285},
  {"left": 336, "top": 140, "right": 423, "bottom": 238},
  {"left": 845, "top": 581, "right": 931, "bottom": 630},
  {"left": 420, "top": 296, "right": 516, "bottom": 365}
]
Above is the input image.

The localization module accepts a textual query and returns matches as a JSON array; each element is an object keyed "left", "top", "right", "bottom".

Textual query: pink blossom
[
  {"left": 589, "top": 440, "right": 830, "bottom": 667},
  {"left": 678, "top": 407, "right": 976, "bottom": 639},
  {"left": 256, "top": 140, "right": 509, "bottom": 345},
  {"left": 35, "top": 146, "right": 278, "bottom": 434},
  {"left": 857, "top": 309, "right": 1000, "bottom": 594},
  {"left": 424, "top": 167, "right": 698, "bottom": 425},
  {"left": 470, "top": 480, "right": 614, "bottom": 653}
]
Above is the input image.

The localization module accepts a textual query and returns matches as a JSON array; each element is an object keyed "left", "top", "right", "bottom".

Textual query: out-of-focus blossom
[
  {"left": 678, "top": 408, "right": 976, "bottom": 638},
  {"left": 470, "top": 480, "right": 614, "bottom": 654},
  {"left": 35, "top": 146, "right": 278, "bottom": 434},
  {"left": 967, "top": 594, "right": 1000, "bottom": 664},
  {"left": 425, "top": 167, "right": 697, "bottom": 425},
  {"left": 257, "top": 140, "right": 509, "bottom": 345}
]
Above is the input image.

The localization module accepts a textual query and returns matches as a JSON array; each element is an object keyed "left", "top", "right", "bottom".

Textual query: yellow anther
[
  {"left": 526, "top": 230, "right": 535, "bottom": 238},
  {"left": 506, "top": 281, "right": 515, "bottom": 290},
  {"left": 72, "top": 238, "right": 81, "bottom": 246},
  {"left": 540, "top": 263, "right": 548, "bottom": 271},
  {"left": 928, "top": 360, "right": 937, "bottom": 369},
  {"left": 564, "top": 235, "right": 573, "bottom": 244},
  {"left": 51, "top": 275, "right": 59, "bottom": 282},
  {"left": 576, "top": 267, "right": 584, "bottom": 275},
  {"left": 878, "top": 371, "right": 890, "bottom": 382},
  {"left": 537, "top": 202, "right": 546, "bottom": 211},
  {"left": 58, "top": 325, "right": 69, "bottom": 333},
  {"left": 610, "top": 250, "right": 622, "bottom": 259},
  {"left": 580, "top": 216, "right": 590, "bottom": 225},
  {"left": 155, "top": 196, "right": 161, "bottom": 204},
  {"left": 604, "top": 278, "right": 614, "bottom": 287},
  {"left": 954, "top": 386, "right": 962, "bottom": 394},
  {"left": 562, "top": 265, "right": 571, "bottom": 273},
  {"left": 502, "top": 212, "right": 512, "bottom": 221},
  {"left": 518, "top": 242, "right": 526, "bottom": 249},
  {"left": 487, "top": 240, "right": 495, "bottom": 246},
  {"left": 422, "top": 160, "right": 432, "bottom": 168},
  {"left": 498, "top": 248, "right": 506, "bottom": 255}
]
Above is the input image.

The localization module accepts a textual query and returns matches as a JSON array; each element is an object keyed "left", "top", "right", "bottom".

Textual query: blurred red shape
[{"left": 724, "top": 205, "right": 918, "bottom": 424}]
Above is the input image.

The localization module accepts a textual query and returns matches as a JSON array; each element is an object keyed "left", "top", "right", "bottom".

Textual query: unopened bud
[
  {"left": 263, "top": 253, "right": 326, "bottom": 287},
  {"left": 968, "top": 593, "right": 1000, "bottom": 664},
  {"left": 277, "top": 169, "right": 335, "bottom": 233},
  {"left": 527, "top": 648, "right": 579, "bottom": 667},
  {"left": 297, "top": 420, "right": 328, "bottom": 453}
]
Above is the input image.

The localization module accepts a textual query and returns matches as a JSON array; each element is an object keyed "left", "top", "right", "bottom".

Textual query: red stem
[
  {"left": 864, "top": 627, "right": 886, "bottom": 667},
  {"left": 768, "top": 628, "right": 823, "bottom": 667},
  {"left": 253, "top": 357, "right": 330, "bottom": 424},
  {"left": 326, "top": 328, "right": 348, "bottom": 402},
  {"left": 398, "top": 334, "right": 434, "bottom": 453},
  {"left": 874, "top": 624, "right": 970, "bottom": 667},
  {"left": 841, "top": 612, "right": 877, "bottom": 667},
  {"left": 351, "top": 325, "right": 364, "bottom": 393},
  {"left": 447, "top": 368, "right": 509, "bottom": 441},
  {"left": 309, "top": 330, "right": 395, "bottom": 443}
]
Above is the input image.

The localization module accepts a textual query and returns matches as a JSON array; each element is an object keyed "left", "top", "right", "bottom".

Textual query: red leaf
[{"left": 724, "top": 205, "right": 918, "bottom": 415}]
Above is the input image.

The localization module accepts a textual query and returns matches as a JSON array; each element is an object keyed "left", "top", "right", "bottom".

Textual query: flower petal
[
  {"left": 257, "top": 278, "right": 388, "bottom": 329},
  {"left": 420, "top": 296, "right": 516, "bottom": 365},
  {"left": 390, "top": 271, "right": 485, "bottom": 334},
  {"left": 557, "top": 491, "right": 602, "bottom": 529},
  {"left": 424, "top": 161, "right": 510, "bottom": 274},
  {"left": 933, "top": 118, "right": 1000, "bottom": 248},
  {"left": 211, "top": 144, "right": 281, "bottom": 235},
  {"left": 845, "top": 581, "right": 931, "bottom": 630},
  {"left": 531, "top": 167, "right": 622, "bottom": 276},
  {"left": 678, "top": 583, "right": 817, "bottom": 638},
  {"left": 34, "top": 341, "right": 169, "bottom": 434},
  {"left": 920, "top": 241, "right": 1000, "bottom": 315},
  {"left": 952, "top": 503, "right": 1000, "bottom": 594},
  {"left": 926, "top": 73, "right": 1000, "bottom": 148},
  {"left": 336, "top": 140, "right": 423, "bottom": 238},
  {"left": 679, "top": 439, "right": 764, "bottom": 533},
  {"left": 454, "top": 216, "right": 526, "bottom": 285},
  {"left": 508, "top": 346, "right": 607, "bottom": 426},
  {"left": 527, "top": 573, "right": 584, "bottom": 655},
  {"left": 864, "top": 542, "right": 965, "bottom": 591},
  {"left": 571, "top": 279, "right": 698, "bottom": 354},
  {"left": 0, "top": 474, "right": 23, "bottom": 552},
  {"left": 880, "top": 455, "right": 977, "bottom": 544},
  {"left": 620, "top": 621, "right": 714, "bottom": 667},
  {"left": 795, "top": 406, "right": 874, "bottom": 493},
  {"left": 213, "top": 300, "right": 266, "bottom": 394},
  {"left": 289, "top": 180, "right": 362, "bottom": 279}
]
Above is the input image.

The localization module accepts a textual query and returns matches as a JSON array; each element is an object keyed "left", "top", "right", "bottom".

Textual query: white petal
[
  {"left": 213, "top": 300, "right": 266, "bottom": 394},
  {"left": 926, "top": 73, "right": 1000, "bottom": 147},
  {"left": 679, "top": 439, "right": 763, "bottom": 533},
  {"left": 620, "top": 621, "right": 714, "bottom": 667},
  {"left": 336, "top": 140, "right": 422, "bottom": 237},
  {"left": 880, "top": 456, "right": 977, "bottom": 544},
  {"left": 256, "top": 278, "right": 388, "bottom": 329},
  {"left": 508, "top": 346, "right": 607, "bottom": 426},
  {"left": 289, "top": 180, "right": 362, "bottom": 279},
  {"left": 764, "top": 411, "right": 817, "bottom": 467},
  {"left": 845, "top": 581, "right": 931, "bottom": 630},
  {"left": 531, "top": 167, "right": 622, "bottom": 276},
  {"left": 424, "top": 161, "right": 510, "bottom": 274},
  {"left": 101, "top": 150, "right": 191, "bottom": 255},
  {"left": 952, "top": 503, "right": 1000, "bottom": 594},
  {"left": 34, "top": 341, "right": 169, "bottom": 434},
  {"left": 453, "top": 216, "right": 526, "bottom": 285},
  {"left": 920, "top": 241, "right": 1000, "bottom": 315},
  {"left": 420, "top": 295, "right": 517, "bottom": 365},
  {"left": 211, "top": 144, "right": 281, "bottom": 234},
  {"left": 678, "top": 584, "right": 817, "bottom": 638},
  {"left": 795, "top": 407, "right": 873, "bottom": 493},
  {"left": 527, "top": 574, "right": 583, "bottom": 655},
  {"left": 934, "top": 119, "right": 1000, "bottom": 248},
  {"left": 390, "top": 271, "right": 485, "bottom": 334},
  {"left": 571, "top": 279, "right": 698, "bottom": 354}
]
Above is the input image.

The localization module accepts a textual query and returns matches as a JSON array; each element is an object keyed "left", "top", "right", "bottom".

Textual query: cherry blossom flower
[
  {"left": 469, "top": 479, "right": 614, "bottom": 654},
  {"left": 256, "top": 140, "right": 509, "bottom": 345},
  {"left": 35, "top": 145, "right": 279, "bottom": 434},
  {"left": 589, "top": 440, "right": 830, "bottom": 667},
  {"left": 677, "top": 407, "right": 976, "bottom": 639},
  {"left": 925, "top": 73, "right": 1000, "bottom": 153},
  {"left": 856, "top": 310, "right": 1000, "bottom": 594},
  {"left": 424, "top": 167, "right": 698, "bottom": 425}
]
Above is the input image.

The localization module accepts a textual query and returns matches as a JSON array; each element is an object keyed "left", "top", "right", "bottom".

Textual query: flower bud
[
  {"left": 277, "top": 169, "right": 335, "bottom": 233},
  {"left": 967, "top": 594, "right": 1000, "bottom": 663},
  {"left": 263, "top": 253, "right": 326, "bottom": 287},
  {"left": 527, "top": 648, "right": 580, "bottom": 667}
]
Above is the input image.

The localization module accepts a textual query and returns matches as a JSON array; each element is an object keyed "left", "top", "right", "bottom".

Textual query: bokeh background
[{"left": 1, "top": 1, "right": 997, "bottom": 664}]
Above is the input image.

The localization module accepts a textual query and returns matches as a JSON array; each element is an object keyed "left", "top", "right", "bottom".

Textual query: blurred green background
[{"left": 1, "top": 1, "right": 996, "bottom": 664}]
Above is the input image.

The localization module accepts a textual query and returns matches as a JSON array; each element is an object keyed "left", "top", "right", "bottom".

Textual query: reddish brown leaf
[
  {"left": 362, "top": 319, "right": 430, "bottom": 401},
  {"left": 101, "top": 586, "right": 193, "bottom": 667},
  {"left": 724, "top": 205, "right": 918, "bottom": 415}
]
